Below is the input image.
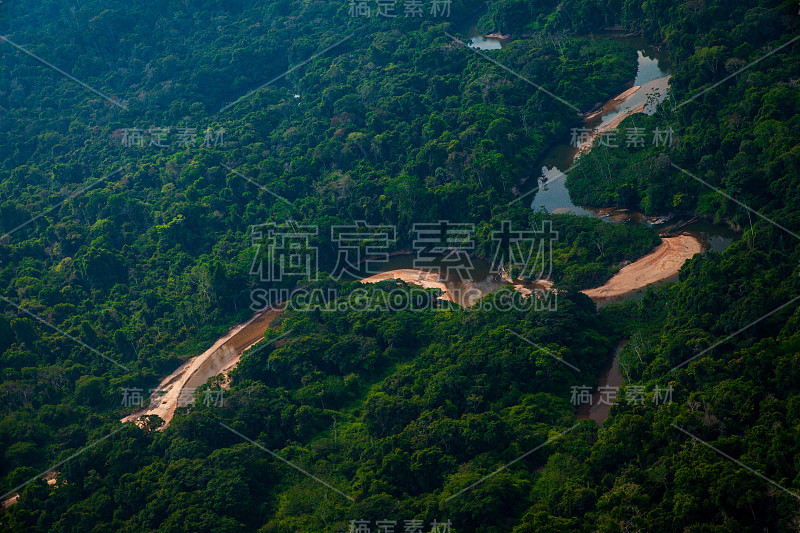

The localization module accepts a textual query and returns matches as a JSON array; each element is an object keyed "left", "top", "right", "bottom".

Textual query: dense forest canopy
[{"left": 1, "top": 0, "right": 799, "bottom": 531}]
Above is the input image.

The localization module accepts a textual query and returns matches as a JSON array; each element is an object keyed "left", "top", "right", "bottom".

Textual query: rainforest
[{"left": 1, "top": 0, "right": 799, "bottom": 531}]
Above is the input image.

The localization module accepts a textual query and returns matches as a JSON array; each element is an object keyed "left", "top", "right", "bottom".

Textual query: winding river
[{"left": 122, "top": 33, "right": 738, "bottom": 428}]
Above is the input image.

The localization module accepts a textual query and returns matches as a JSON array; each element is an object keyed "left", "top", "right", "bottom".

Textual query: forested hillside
[{"left": 1, "top": 0, "right": 799, "bottom": 531}]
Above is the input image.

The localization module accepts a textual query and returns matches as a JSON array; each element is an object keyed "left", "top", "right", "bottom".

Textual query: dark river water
[
  {"left": 466, "top": 29, "right": 739, "bottom": 253},
  {"left": 462, "top": 28, "right": 740, "bottom": 424}
]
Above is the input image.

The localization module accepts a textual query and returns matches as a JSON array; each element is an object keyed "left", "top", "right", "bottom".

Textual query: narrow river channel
[
  {"left": 465, "top": 28, "right": 739, "bottom": 425},
  {"left": 123, "top": 31, "right": 738, "bottom": 429},
  {"left": 469, "top": 28, "right": 738, "bottom": 255}
]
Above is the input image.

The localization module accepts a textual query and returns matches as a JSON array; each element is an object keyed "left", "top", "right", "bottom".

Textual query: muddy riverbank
[
  {"left": 120, "top": 35, "right": 710, "bottom": 430},
  {"left": 121, "top": 308, "right": 282, "bottom": 426},
  {"left": 581, "top": 235, "right": 702, "bottom": 302},
  {"left": 577, "top": 341, "right": 627, "bottom": 425}
]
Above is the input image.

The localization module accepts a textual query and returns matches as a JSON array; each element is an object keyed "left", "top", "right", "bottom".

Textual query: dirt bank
[
  {"left": 582, "top": 84, "right": 641, "bottom": 122},
  {"left": 498, "top": 271, "right": 554, "bottom": 297},
  {"left": 577, "top": 75, "right": 670, "bottom": 156},
  {"left": 361, "top": 269, "right": 454, "bottom": 302},
  {"left": 578, "top": 103, "right": 646, "bottom": 156},
  {"left": 121, "top": 308, "right": 281, "bottom": 426},
  {"left": 123, "top": 234, "right": 698, "bottom": 428},
  {"left": 363, "top": 269, "right": 554, "bottom": 306},
  {"left": 2, "top": 472, "right": 58, "bottom": 509},
  {"left": 579, "top": 103, "right": 646, "bottom": 154},
  {"left": 576, "top": 341, "right": 627, "bottom": 426},
  {"left": 581, "top": 235, "right": 702, "bottom": 301}
]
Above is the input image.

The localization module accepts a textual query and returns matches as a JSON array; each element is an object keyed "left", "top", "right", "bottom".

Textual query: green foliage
[{"left": 1, "top": 0, "right": 798, "bottom": 530}]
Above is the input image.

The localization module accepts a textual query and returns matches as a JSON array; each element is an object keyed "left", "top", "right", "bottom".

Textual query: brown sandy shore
[
  {"left": 121, "top": 235, "right": 701, "bottom": 428},
  {"left": 576, "top": 75, "right": 670, "bottom": 156},
  {"left": 360, "top": 269, "right": 454, "bottom": 302},
  {"left": 121, "top": 308, "right": 282, "bottom": 426},
  {"left": 581, "top": 235, "right": 702, "bottom": 300},
  {"left": 2, "top": 472, "right": 57, "bottom": 509},
  {"left": 119, "top": 75, "right": 690, "bottom": 429},
  {"left": 577, "top": 86, "right": 645, "bottom": 155},
  {"left": 582, "top": 84, "right": 642, "bottom": 121},
  {"left": 365, "top": 236, "right": 702, "bottom": 304}
]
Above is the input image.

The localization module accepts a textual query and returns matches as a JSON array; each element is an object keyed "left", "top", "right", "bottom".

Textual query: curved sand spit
[
  {"left": 123, "top": 236, "right": 702, "bottom": 427},
  {"left": 361, "top": 269, "right": 454, "bottom": 302},
  {"left": 577, "top": 76, "right": 671, "bottom": 156},
  {"left": 122, "top": 74, "right": 692, "bottom": 428},
  {"left": 121, "top": 308, "right": 281, "bottom": 426},
  {"left": 581, "top": 235, "right": 702, "bottom": 300}
]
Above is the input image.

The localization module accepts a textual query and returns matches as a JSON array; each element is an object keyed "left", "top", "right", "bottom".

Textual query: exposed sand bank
[
  {"left": 365, "top": 235, "right": 700, "bottom": 307},
  {"left": 498, "top": 271, "right": 554, "bottom": 297},
  {"left": 360, "top": 269, "right": 454, "bottom": 302},
  {"left": 576, "top": 75, "right": 670, "bottom": 156},
  {"left": 579, "top": 103, "right": 646, "bottom": 154},
  {"left": 363, "top": 269, "right": 554, "bottom": 306},
  {"left": 2, "top": 472, "right": 58, "bottom": 509},
  {"left": 122, "top": 234, "right": 699, "bottom": 428},
  {"left": 581, "top": 235, "right": 702, "bottom": 301},
  {"left": 121, "top": 308, "right": 281, "bottom": 426},
  {"left": 582, "top": 84, "right": 642, "bottom": 121}
]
